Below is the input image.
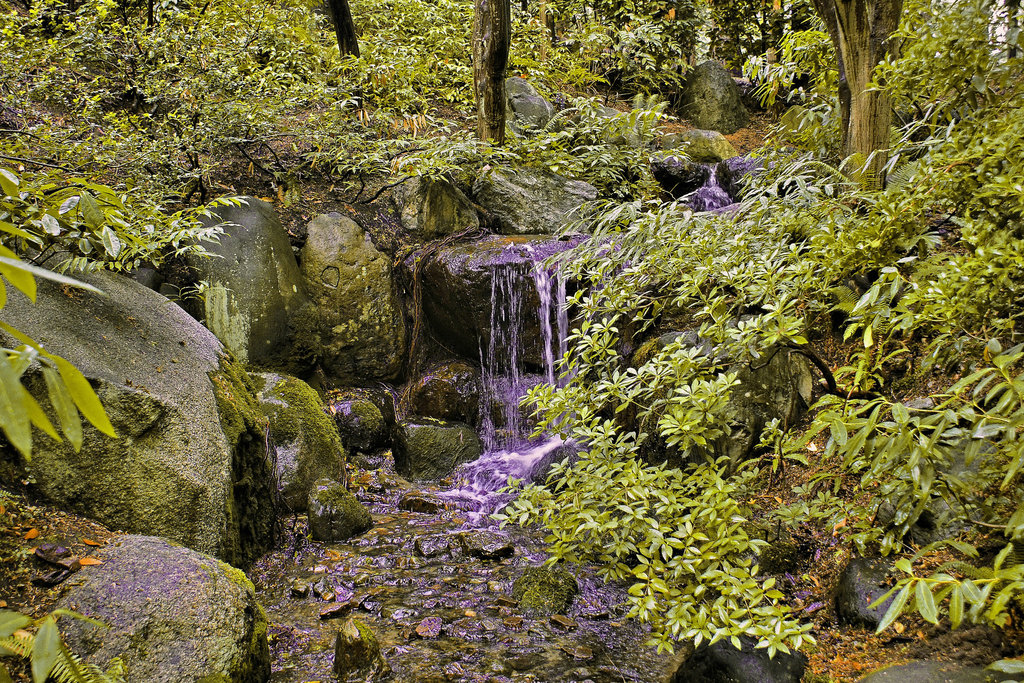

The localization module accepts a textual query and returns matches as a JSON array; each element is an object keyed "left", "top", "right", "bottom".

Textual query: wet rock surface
[
  {"left": 675, "top": 637, "right": 806, "bottom": 683},
  {"left": 393, "top": 418, "right": 483, "bottom": 482},
  {"left": 472, "top": 167, "right": 597, "bottom": 236},
  {"left": 308, "top": 478, "right": 374, "bottom": 542},
  {"left": 513, "top": 566, "right": 579, "bottom": 615},
  {"left": 251, "top": 461, "right": 688, "bottom": 682},
  {"left": 835, "top": 557, "right": 895, "bottom": 629},
  {"left": 410, "top": 361, "right": 482, "bottom": 425},
  {"left": 857, "top": 660, "right": 1015, "bottom": 682},
  {"left": 393, "top": 176, "right": 479, "bottom": 241},
  {"left": 57, "top": 535, "right": 270, "bottom": 683}
]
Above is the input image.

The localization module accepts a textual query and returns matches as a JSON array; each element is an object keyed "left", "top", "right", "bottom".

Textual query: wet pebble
[
  {"left": 550, "top": 614, "right": 577, "bottom": 631},
  {"left": 414, "top": 535, "right": 452, "bottom": 558},
  {"left": 415, "top": 617, "right": 443, "bottom": 639},
  {"left": 457, "top": 531, "right": 515, "bottom": 560},
  {"left": 289, "top": 579, "right": 311, "bottom": 598}
]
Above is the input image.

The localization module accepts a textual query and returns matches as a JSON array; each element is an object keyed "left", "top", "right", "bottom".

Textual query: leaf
[
  {"left": 876, "top": 583, "right": 911, "bottom": 633},
  {"left": 916, "top": 579, "right": 938, "bottom": 624},
  {"left": 31, "top": 617, "right": 60, "bottom": 683},
  {"left": 100, "top": 226, "right": 122, "bottom": 258},
  {"left": 0, "top": 257, "right": 101, "bottom": 294},
  {"left": 24, "top": 528, "right": 39, "bottom": 540},
  {"left": 949, "top": 585, "right": 964, "bottom": 629},
  {"left": 78, "top": 191, "right": 104, "bottom": 229},
  {"left": 0, "top": 611, "right": 31, "bottom": 638},
  {"left": 42, "top": 365, "right": 82, "bottom": 451},
  {"left": 48, "top": 356, "right": 115, "bottom": 438},
  {"left": 58, "top": 195, "right": 80, "bottom": 215},
  {"left": 0, "top": 168, "right": 19, "bottom": 197},
  {"left": 0, "top": 248, "right": 37, "bottom": 302},
  {"left": 40, "top": 214, "right": 61, "bottom": 236},
  {"left": 82, "top": 538, "right": 101, "bottom": 546},
  {"left": 0, "top": 353, "right": 32, "bottom": 457},
  {"left": 77, "top": 557, "right": 102, "bottom": 566},
  {"left": 20, "top": 387, "right": 59, "bottom": 442}
]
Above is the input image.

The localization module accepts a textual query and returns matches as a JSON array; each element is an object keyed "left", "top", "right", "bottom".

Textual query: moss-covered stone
[
  {"left": 512, "top": 566, "right": 579, "bottom": 615},
  {"left": 308, "top": 478, "right": 373, "bottom": 542},
  {"left": 253, "top": 372, "right": 346, "bottom": 511},
  {"left": 409, "top": 361, "right": 481, "bottom": 425},
  {"left": 333, "top": 398, "right": 388, "bottom": 453},
  {"left": 0, "top": 270, "right": 275, "bottom": 567},
  {"left": 392, "top": 418, "right": 482, "bottom": 481},
  {"left": 210, "top": 356, "right": 278, "bottom": 568},
  {"left": 55, "top": 535, "right": 271, "bottom": 683},
  {"left": 334, "top": 618, "right": 389, "bottom": 680}
]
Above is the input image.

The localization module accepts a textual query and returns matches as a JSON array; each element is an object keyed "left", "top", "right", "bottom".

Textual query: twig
[{"left": 0, "top": 154, "right": 77, "bottom": 172}]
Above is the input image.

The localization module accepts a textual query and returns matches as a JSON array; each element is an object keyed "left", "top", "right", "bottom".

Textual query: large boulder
[
  {"left": 331, "top": 395, "right": 391, "bottom": 455},
  {"left": 55, "top": 535, "right": 270, "bottom": 682},
  {"left": 253, "top": 372, "right": 346, "bottom": 511},
  {"left": 662, "top": 129, "right": 739, "bottom": 163},
  {"left": 393, "top": 418, "right": 482, "bottom": 481},
  {"left": 413, "top": 234, "right": 580, "bottom": 365},
  {"left": 472, "top": 167, "right": 597, "bottom": 235},
  {"left": 409, "top": 360, "right": 481, "bottom": 425},
  {"left": 295, "top": 214, "right": 407, "bottom": 383},
  {"left": 858, "top": 661, "right": 1013, "bottom": 683},
  {"left": 185, "top": 197, "right": 308, "bottom": 366},
  {"left": 393, "top": 176, "right": 479, "bottom": 241},
  {"left": 674, "top": 637, "right": 806, "bottom": 683},
  {"left": 836, "top": 557, "right": 896, "bottom": 629},
  {"left": 506, "top": 77, "right": 556, "bottom": 132},
  {"left": 0, "top": 271, "right": 276, "bottom": 567},
  {"left": 680, "top": 61, "right": 750, "bottom": 135},
  {"left": 307, "top": 478, "right": 373, "bottom": 542}
]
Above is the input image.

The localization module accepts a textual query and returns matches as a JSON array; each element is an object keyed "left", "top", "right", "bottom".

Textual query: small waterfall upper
[{"left": 440, "top": 249, "right": 572, "bottom": 524}]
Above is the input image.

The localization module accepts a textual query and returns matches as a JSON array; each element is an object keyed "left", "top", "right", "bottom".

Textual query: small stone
[
  {"left": 415, "top": 617, "right": 443, "bottom": 639},
  {"left": 320, "top": 602, "right": 354, "bottom": 620},
  {"left": 513, "top": 566, "right": 580, "bottom": 615},
  {"left": 457, "top": 531, "right": 515, "bottom": 560},
  {"left": 494, "top": 596, "right": 517, "bottom": 607},
  {"left": 311, "top": 578, "right": 334, "bottom": 600},
  {"left": 333, "top": 618, "right": 389, "bottom": 680},
  {"left": 550, "top": 615, "right": 577, "bottom": 630},
  {"left": 391, "top": 608, "right": 416, "bottom": 621},
  {"left": 399, "top": 492, "right": 449, "bottom": 514},
  {"left": 464, "top": 610, "right": 476, "bottom": 617},
  {"left": 290, "top": 579, "right": 311, "bottom": 598},
  {"left": 504, "top": 616, "right": 524, "bottom": 630},
  {"left": 562, "top": 644, "right": 594, "bottom": 660},
  {"left": 414, "top": 535, "right": 452, "bottom": 558}
]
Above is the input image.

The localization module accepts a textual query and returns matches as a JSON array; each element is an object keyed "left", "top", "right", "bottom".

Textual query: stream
[{"left": 252, "top": 240, "right": 690, "bottom": 682}]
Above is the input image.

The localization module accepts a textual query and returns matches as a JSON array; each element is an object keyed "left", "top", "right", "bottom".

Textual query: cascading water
[
  {"left": 689, "top": 162, "right": 734, "bottom": 212},
  {"left": 441, "top": 253, "right": 571, "bottom": 524}
]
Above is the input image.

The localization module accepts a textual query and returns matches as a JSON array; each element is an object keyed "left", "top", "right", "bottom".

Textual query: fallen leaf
[
  {"left": 24, "top": 528, "right": 39, "bottom": 540},
  {"left": 78, "top": 557, "right": 103, "bottom": 566},
  {"left": 82, "top": 538, "right": 102, "bottom": 546}
]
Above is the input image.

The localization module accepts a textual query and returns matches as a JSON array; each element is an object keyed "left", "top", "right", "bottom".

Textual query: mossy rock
[
  {"left": 512, "top": 566, "right": 579, "bottom": 615},
  {"left": 333, "top": 397, "right": 388, "bottom": 453},
  {"left": 334, "top": 618, "right": 390, "bottom": 680},
  {"left": 392, "top": 418, "right": 482, "bottom": 481},
  {"left": 55, "top": 535, "right": 270, "bottom": 683},
  {"left": 308, "top": 479, "right": 373, "bottom": 542},
  {"left": 253, "top": 372, "right": 346, "bottom": 511},
  {"left": 409, "top": 360, "right": 481, "bottom": 425},
  {"left": 0, "top": 270, "right": 276, "bottom": 567}
]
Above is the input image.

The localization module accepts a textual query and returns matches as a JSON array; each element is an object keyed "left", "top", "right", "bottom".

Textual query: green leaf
[
  {"left": 21, "top": 387, "right": 60, "bottom": 443},
  {"left": 31, "top": 617, "right": 60, "bottom": 683},
  {"left": 0, "top": 248, "right": 37, "bottom": 303},
  {"left": 916, "top": 579, "right": 939, "bottom": 624},
  {"left": 0, "top": 168, "right": 19, "bottom": 197},
  {"left": 79, "top": 191, "right": 105, "bottom": 229},
  {"left": 42, "top": 366, "right": 81, "bottom": 450},
  {"left": 876, "top": 583, "right": 911, "bottom": 633},
  {"left": 0, "top": 354, "right": 32, "bottom": 457},
  {"left": 0, "top": 257, "right": 101, "bottom": 294},
  {"left": 987, "top": 659, "right": 1024, "bottom": 674},
  {"left": 949, "top": 585, "right": 964, "bottom": 629},
  {"left": 47, "top": 356, "right": 114, "bottom": 437},
  {"left": 0, "top": 611, "right": 31, "bottom": 638},
  {"left": 100, "top": 226, "right": 122, "bottom": 258}
]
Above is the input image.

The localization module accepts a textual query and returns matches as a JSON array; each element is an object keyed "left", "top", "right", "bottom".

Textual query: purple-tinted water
[
  {"left": 442, "top": 244, "right": 572, "bottom": 521},
  {"left": 689, "top": 163, "right": 734, "bottom": 212}
]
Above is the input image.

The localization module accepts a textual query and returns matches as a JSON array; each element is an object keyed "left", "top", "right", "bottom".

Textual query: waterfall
[
  {"left": 440, "top": 252, "right": 571, "bottom": 523},
  {"left": 689, "top": 163, "right": 734, "bottom": 212}
]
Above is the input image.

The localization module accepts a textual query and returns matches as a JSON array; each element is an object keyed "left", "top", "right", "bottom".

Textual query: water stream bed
[{"left": 251, "top": 461, "right": 686, "bottom": 683}]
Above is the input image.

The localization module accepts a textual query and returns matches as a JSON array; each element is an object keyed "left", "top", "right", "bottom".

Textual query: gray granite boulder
[
  {"left": 55, "top": 535, "right": 270, "bottom": 683},
  {"left": 836, "top": 557, "right": 896, "bottom": 629},
  {"left": 393, "top": 176, "right": 479, "bottom": 241},
  {"left": 0, "top": 271, "right": 276, "bottom": 567},
  {"left": 186, "top": 197, "right": 308, "bottom": 366},
  {"left": 254, "top": 372, "right": 347, "bottom": 511},
  {"left": 680, "top": 61, "right": 750, "bottom": 134},
  {"left": 506, "top": 77, "right": 556, "bottom": 132},
  {"left": 295, "top": 213, "right": 407, "bottom": 383},
  {"left": 472, "top": 167, "right": 597, "bottom": 235}
]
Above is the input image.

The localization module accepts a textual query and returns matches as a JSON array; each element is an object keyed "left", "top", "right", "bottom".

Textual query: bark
[
  {"left": 327, "top": 0, "right": 360, "bottom": 58},
  {"left": 1010, "top": 0, "right": 1021, "bottom": 59},
  {"left": 473, "top": 0, "right": 511, "bottom": 143},
  {"left": 812, "top": 0, "right": 903, "bottom": 185}
]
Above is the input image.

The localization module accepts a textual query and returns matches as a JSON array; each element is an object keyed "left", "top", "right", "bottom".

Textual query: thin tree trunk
[
  {"left": 327, "top": 0, "right": 360, "bottom": 58},
  {"left": 473, "top": 0, "right": 511, "bottom": 143},
  {"left": 1010, "top": 0, "right": 1020, "bottom": 59},
  {"left": 813, "top": 0, "right": 903, "bottom": 185}
]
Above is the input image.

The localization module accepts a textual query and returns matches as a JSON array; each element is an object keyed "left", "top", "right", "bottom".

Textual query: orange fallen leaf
[
  {"left": 24, "top": 528, "right": 39, "bottom": 540},
  {"left": 78, "top": 557, "right": 103, "bottom": 566},
  {"left": 82, "top": 538, "right": 102, "bottom": 546}
]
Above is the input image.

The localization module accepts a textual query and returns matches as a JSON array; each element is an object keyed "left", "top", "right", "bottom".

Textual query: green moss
[
  {"left": 262, "top": 376, "right": 341, "bottom": 452},
  {"left": 209, "top": 355, "right": 264, "bottom": 446},
  {"left": 512, "top": 566, "right": 579, "bottom": 615},
  {"left": 308, "top": 478, "right": 373, "bottom": 541}
]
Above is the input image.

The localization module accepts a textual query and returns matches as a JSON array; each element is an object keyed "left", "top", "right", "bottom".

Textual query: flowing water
[
  {"left": 253, "top": 241, "right": 686, "bottom": 681},
  {"left": 688, "top": 163, "right": 734, "bottom": 212}
]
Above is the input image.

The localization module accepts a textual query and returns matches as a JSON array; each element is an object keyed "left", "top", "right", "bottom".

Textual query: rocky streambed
[{"left": 252, "top": 458, "right": 687, "bottom": 683}]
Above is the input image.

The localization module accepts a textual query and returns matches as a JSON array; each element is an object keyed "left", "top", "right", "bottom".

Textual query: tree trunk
[
  {"left": 1010, "top": 0, "right": 1020, "bottom": 59},
  {"left": 327, "top": 0, "right": 360, "bottom": 58},
  {"left": 812, "top": 0, "right": 903, "bottom": 185},
  {"left": 473, "top": 0, "right": 511, "bottom": 143}
]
